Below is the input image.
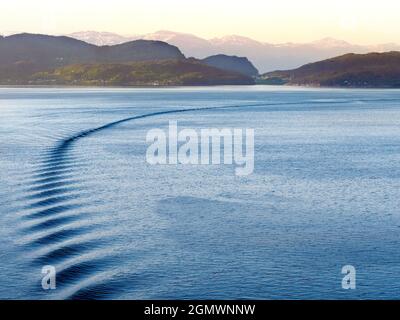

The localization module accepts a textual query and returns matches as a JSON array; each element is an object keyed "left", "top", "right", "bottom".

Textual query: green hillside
[
  {"left": 24, "top": 59, "right": 254, "bottom": 86},
  {"left": 261, "top": 52, "right": 400, "bottom": 87}
]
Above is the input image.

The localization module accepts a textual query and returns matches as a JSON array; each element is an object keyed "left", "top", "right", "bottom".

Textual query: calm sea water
[{"left": 0, "top": 86, "right": 400, "bottom": 299}]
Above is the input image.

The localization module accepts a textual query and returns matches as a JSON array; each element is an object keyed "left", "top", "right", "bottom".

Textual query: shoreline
[{"left": 1, "top": 84, "right": 400, "bottom": 90}]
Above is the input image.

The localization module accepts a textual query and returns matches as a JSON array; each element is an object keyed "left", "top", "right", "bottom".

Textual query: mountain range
[
  {"left": 0, "top": 33, "right": 255, "bottom": 86},
  {"left": 66, "top": 30, "right": 400, "bottom": 73},
  {"left": 0, "top": 33, "right": 184, "bottom": 68},
  {"left": 2, "top": 32, "right": 400, "bottom": 88}
]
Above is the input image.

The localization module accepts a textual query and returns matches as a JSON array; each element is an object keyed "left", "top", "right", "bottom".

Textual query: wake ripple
[{"left": 18, "top": 97, "right": 400, "bottom": 299}]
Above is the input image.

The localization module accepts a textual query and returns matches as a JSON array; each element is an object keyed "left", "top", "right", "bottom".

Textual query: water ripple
[{"left": 20, "top": 101, "right": 342, "bottom": 299}]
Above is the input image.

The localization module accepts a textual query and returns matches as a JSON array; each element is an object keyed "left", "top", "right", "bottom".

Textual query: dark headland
[{"left": 260, "top": 52, "right": 400, "bottom": 88}]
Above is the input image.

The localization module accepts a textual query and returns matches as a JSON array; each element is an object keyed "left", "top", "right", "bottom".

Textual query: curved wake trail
[
  {"left": 20, "top": 104, "right": 252, "bottom": 299},
  {"left": 18, "top": 96, "right": 398, "bottom": 299}
]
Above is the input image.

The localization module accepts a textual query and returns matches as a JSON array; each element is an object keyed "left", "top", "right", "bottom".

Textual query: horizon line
[{"left": 1, "top": 30, "right": 399, "bottom": 47}]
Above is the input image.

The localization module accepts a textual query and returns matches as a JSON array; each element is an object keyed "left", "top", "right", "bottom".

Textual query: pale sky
[{"left": 2, "top": 0, "right": 400, "bottom": 44}]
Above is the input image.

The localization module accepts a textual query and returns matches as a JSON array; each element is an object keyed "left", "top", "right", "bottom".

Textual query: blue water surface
[{"left": 0, "top": 86, "right": 399, "bottom": 299}]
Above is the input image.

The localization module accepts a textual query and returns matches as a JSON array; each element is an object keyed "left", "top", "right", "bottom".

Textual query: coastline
[{"left": 2, "top": 84, "right": 400, "bottom": 90}]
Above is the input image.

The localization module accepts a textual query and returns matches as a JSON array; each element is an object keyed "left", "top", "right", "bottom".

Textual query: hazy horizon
[
  {"left": 1, "top": 29, "right": 399, "bottom": 47},
  {"left": 2, "top": 0, "right": 400, "bottom": 46}
]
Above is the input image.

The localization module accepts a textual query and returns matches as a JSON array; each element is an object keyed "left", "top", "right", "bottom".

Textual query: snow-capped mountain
[
  {"left": 67, "top": 31, "right": 137, "bottom": 46},
  {"left": 210, "top": 35, "right": 263, "bottom": 47},
  {"left": 66, "top": 30, "right": 400, "bottom": 72},
  {"left": 311, "top": 37, "right": 354, "bottom": 49},
  {"left": 138, "top": 30, "right": 216, "bottom": 58}
]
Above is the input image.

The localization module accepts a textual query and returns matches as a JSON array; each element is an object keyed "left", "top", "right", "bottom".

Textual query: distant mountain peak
[
  {"left": 67, "top": 31, "right": 137, "bottom": 46},
  {"left": 148, "top": 30, "right": 188, "bottom": 37},
  {"left": 71, "top": 30, "right": 120, "bottom": 36},
  {"left": 311, "top": 37, "right": 352, "bottom": 48},
  {"left": 210, "top": 35, "right": 262, "bottom": 46},
  {"left": 141, "top": 30, "right": 182, "bottom": 41},
  {"left": 140, "top": 30, "right": 209, "bottom": 43},
  {"left": 65, "top": 30, "right": 400, "bottom": 72}
]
